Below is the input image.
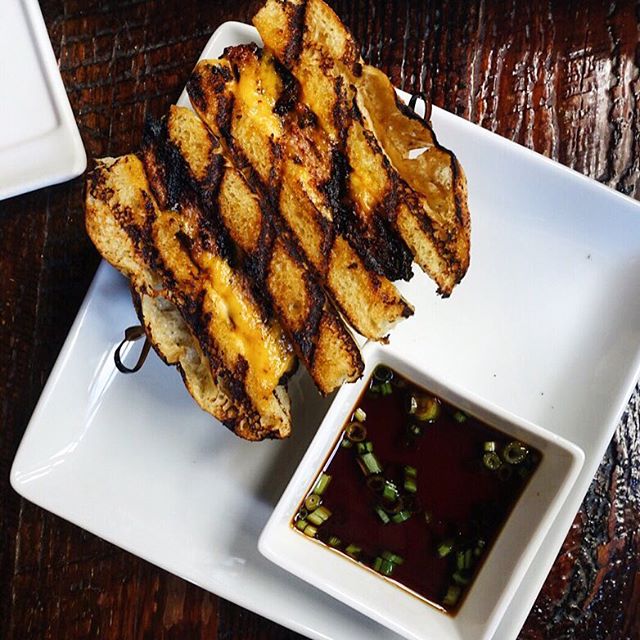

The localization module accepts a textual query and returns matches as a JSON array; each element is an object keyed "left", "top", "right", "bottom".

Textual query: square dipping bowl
[{"left": 259, "top": 343, "right": 584, "bottom": 640}]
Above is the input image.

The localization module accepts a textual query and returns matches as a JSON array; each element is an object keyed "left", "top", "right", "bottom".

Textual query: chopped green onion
[
  {"left": 295, "top": 519, "right": 308, "bottom": 532},
  {"left": 353, "top": 407, "right": 367, "bottom": 422},
  {"left": 307, "top": 506, "right": 332, "bottom": 526},
  {"left": 443, "top": 584, "right": 461, "bottom": 607},
  {"left": 345, "top": 422, "right": 367, "bottom": 443},
  {"left": 381, "top": 550, "right": 404, "bottom": 565},
  {"left": 502, "top": 441, "right": 529, "bottom": 465},
  {"left": 380, "top": 381, "right": 393, "bottom": 396},
  {"left": 366, "top": 475, "right": 385, "bottom": 493},
  {"left": 464, "top": 548, "right": 472, "bottom": 569},
  {"left": 456, "top": 550, "right": 466, "bottom": 571},
  {"left": 304, "top": 494, "right": 322, "bottom": 511},
  {"left": 327, "top": 535, "right": 342, "bottom": 548},
  {"left": 355, "top": 440, "right": 374, "bottom": 454},
  {"left": 483, "top": 451, "right": 502, "bottom": 471},
  {"left": 379, "top": 559, "right": 396, "bottom": 576},
  {"left": 345, "top": 543, "right": 361, "bottom": 559},
  {"left": 313, "top": 472, "right": 332, "bottom": 496},
  {"left": 404, "top": 465, "right": 417, "bottom": 477},
  {"left": 374, "top": 505, "right": 390, "bottom": 524},
  {"left": 303, "top": 524, "right": 318, "bottom": 538},
  {"left": 358, "top": 452, "right": 383, "bottom": 476},
  {"left": 453, "top": 410, "right": 468, "bottom": 423},
  {"left": 391, "top": 510, "right": 412, "bottom": 524},
  {"left": 341, "top": 437, "right": 353, "bottom": 449},
  {"left": 407, "top": 422, "right": 424, "bottom": 437},
  {"left": 404, "top": 477, "right": 417, "bottom": 494},
  {"left": 372, "top": 556, "right": 383, "bottom": 572},
  {"left": 452, "top": 570, "right": 471, "bottom": 585},
  {"left": 369, "top": 383, "right": 381, "bottom": 395},
  {"left": 382, "top": 480, "right": 399, "bottom": 502},
  {"left": 474, "top": 539, "right": 486, "bottom": 557},
  {"left": 373, "top": 365, "right": 393, "bottom": 383},
  {"left": 437, "top": 539, "right": 454, "bottom": 558},
  {"left": 483, "top": 441, "right": 496, "bottom": 453},
  {"left": 403, "top": 465, "right": 418, "bottom": 493},
  {"left": 414, "top": 394, "right": 441, "bottom": 421}
]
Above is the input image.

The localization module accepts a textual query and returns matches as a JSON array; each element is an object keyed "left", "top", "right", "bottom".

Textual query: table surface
[{"left": 1, "top": 1, "right": 639, "bottom": 638}]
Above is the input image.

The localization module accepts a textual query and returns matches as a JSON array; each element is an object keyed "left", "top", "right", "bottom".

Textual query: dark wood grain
[{"left": 1, "top": 0, "right": 639, "bottom": 638}]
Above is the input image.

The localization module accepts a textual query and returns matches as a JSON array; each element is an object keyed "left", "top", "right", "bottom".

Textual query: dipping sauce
[{"left": 292, "top": 366, "right": 541, "bottom": 613}]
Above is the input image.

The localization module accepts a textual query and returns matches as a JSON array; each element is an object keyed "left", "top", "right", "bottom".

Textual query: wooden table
[{"left": 2, "top": 1, "right": 639, "bottom": 638}]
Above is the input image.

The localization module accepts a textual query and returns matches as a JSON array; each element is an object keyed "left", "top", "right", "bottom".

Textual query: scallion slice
[
  {"left": 453, "top": 410, "right": 468, "bottom": 423},
  {"left": 407, "top": 422, "right": 424, "bottom": 437},
  {"left": 358, "top": 452, "right": 383, "bottom": 476},
  {"left": 372, "top": 556, "right": 383, "bottom": 572},
  {"left": 345, "top": 543, "right": 361, "bottom": 559},
  {"left": 341, "top": 437, "right": 353, "bottom": 449},
  {"left": 374, "top": 505, "right": 390, "bottom": 524},
  {"left": 403, "top": 465, "right": 418, "bottom": 493},
  {"left": 483, "top": 441, "right": 496, "bottom": 453},
  {"left": 380, "top": 381, "right": 393, "bottom": 396},
  {"left": 373, "top": 365, "right": 393, "bottom": 383},
  {"left": 404, "top": 477, "right": 417, "bottom": 494},
  {"left": 307, "top": 506, "right": 332, "bottom": 526},
  {"left": 355, "top": 440, "right": 374, "bottom": 454},
  {"left": 414, "top": 394, "right": 441, "bottom": 421},
  {"left": 452, "top": 570, "right": 471, "bottom": 586},
  {"left": 443, "top": 584, "right": 461, "bottom": 607},
  {"left": 437, "top": 539, "right": 454, "bottom": 558},
  {"left": 381, "top": 550, "right": 404, "bottom": 565},
  {"left": 327, "top": 535, "right": 342, "bottom": 548},
  {"left": 345, "top": 422, "right": 367, "bottom": 443},
  {"left": 295, "top": 519, "right": 308, "bottom": 532},
  {"left": 391, "top": 510, "right": 412, "bottom": 524},
  {"left": 483, "top": 451, "right": 502, "bottom": 471},
  {"left": 304, "top": 494, "right": 322, "bottom": 511},
  {"left": 313, "top": 472, "right": 332, "bottom": 495},
  {"left": 379, "top": 559, "right": 395, "bottom": 576},
  {"left": 502, "top": 440, "right": 529, "bottom": 465},
  {"left": 353, "top": 407, "right": 367, "bottom": 422},
  {"left": 303, "top": 524, "right": 318, "bottom": 538},
  {"left": 382, "top": 480, "right": 399, "bottom": 503}
]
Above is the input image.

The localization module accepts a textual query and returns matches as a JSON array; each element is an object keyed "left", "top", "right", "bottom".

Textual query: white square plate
[
  {"left": 11, "top": 21, "right": 640, "bottom": 640},
  {"left": 0, "top": 0, "right": 86, "bottom": 200},
  {"left": 260, "top": 343, "right": 584, "bottom": 640}
]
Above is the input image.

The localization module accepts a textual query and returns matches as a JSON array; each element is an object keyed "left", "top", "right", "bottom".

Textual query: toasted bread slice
[
  {"left": 161, "top": 105, "right": 363, "bottom": 393},
  {"left": 86, "top": 154, "right": 294, "bottom": 440},
  {"left": 254, "top": 0, "right": 470, "bottom": 295},
  {"left": 187, "top": 51, "right": 413, "bottom": 339}
]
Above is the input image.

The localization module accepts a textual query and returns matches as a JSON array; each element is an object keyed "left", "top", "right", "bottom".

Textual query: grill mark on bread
[
  {"left": 188, "top": 51, "right": 413, "bottom": 341},
  {"left": 175, "top": 97, "right": 362, "bottom": 390},
  {"left": 254, "top": 0, "right": 471, "bottom": 295},
  {"left": 86, "top": 154, "right": 294, "bottom": 440}
]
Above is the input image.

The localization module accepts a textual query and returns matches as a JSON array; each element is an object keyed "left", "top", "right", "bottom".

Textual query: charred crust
[
  {"left": 282, "top": 0, "right": 308, "bottom": 67},
  {"left": 186, "top": 73, "right": 207, "bottom": 113},
  {"left": 273, "top": 58, "right": 299, "bottom": 116},
  {"left": 332, "top": 76, "right": 349, "bottom": 144}
]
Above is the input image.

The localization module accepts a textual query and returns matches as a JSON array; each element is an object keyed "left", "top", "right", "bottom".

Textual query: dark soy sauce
[{"left": 293, "top": 367, "right": 541, "bottom": 613}]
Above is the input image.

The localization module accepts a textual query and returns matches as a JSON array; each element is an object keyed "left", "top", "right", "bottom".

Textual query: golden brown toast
[
  {"left": 254, "top": 0, "right": 471, "bottom": 295},
  {"left": 160, "top": 105, "right": 363, "bottom": 393},
  {"left": 186, "top": 49, "right": 414, "bottom": 340},
  {"left": 85, "top": 154, "right": 294, "bottom": 440}
]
